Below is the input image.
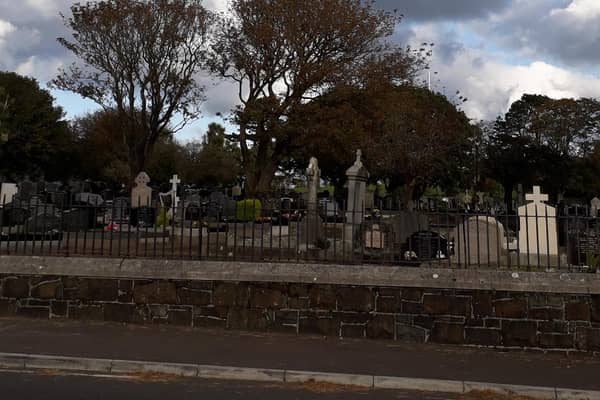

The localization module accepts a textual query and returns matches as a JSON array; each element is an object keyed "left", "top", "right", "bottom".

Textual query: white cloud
[{"left": 550, "top": 0, "right": 600, "bottom": 20}]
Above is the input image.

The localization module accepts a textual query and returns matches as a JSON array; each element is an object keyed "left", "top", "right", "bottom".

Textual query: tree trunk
[
  {"left": 402, "top": 179, "right": 418, "bottom": 211},
  {"left": 503, "top": 181, "right": 514, "bottom": 213}
]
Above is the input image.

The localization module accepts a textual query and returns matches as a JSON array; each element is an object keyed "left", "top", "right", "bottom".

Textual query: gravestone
[
  {"left": 518, "top": 186, "right": 558, "bottom": 265},
  {"left": 75, "top": 192, "right": 104, "bottom": 206},
  {"left": 131, "top": 172, "right": 152, "bottom": 208},
  {"left": 232, "top": 185, "right": 242, "bottom": 198},
  {"left": 0, "top": 183, "right": 17, "bottom": 206},
  {"left": 300, "top": 157, "right": 324, "bottom": 247},
  {"left": 591, "top": 197, "right": 600, "bottom": 217},
  {"left": 451, "top": 216, "right": 506, "bottom": 267},
  {"left": 406, "top": 230, "right": 449, "bottom": 261},
  {"left": 131, "top": 206, "right": 156, "bottom": 228},
  {"left": 112, "top": 197, "right": 130, "bottom": 225},
  {"left": 346, "top": 150, "right": 369, "bottom": 225},
  {"left": 18, "top": 179, "right": 36, "bottom": 202},
  {"left": 27, "top": 207, "right": 61, "bottom": 232},
  {"left": 364, "top": 223, "right": 385, "bottom": 250},
  {"left": 390, "top": 212, "right": 430, "bottom": 246}
]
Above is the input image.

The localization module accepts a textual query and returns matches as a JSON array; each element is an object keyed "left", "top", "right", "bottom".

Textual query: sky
[{"left": 1, "top": 0, "right": 600, "bottom": 142}]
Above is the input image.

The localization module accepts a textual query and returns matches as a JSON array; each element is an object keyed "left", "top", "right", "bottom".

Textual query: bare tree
[
  {"left": 209, "top": 0, "right": 426, "bottom": 197},
  {"left": 52, "top": 0, "right": 212, "bottom": 182}
]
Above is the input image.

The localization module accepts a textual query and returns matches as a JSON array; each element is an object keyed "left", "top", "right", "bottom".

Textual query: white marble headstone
[
  {"left": 518, "top": 186, "right": 558, "bottom": 260},
  {"left": 131, "top": 172, "right": 152, "bottom": 208},
  {"left": 0, "top": 183, "right": 17, "bottom": 206}
]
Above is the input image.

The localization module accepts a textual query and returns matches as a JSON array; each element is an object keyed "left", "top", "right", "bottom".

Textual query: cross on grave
[
  {"left": 169, "top": 174, "right": 181, "bottom": 211},
  {"left": 525, "top": 186, "right": 548, "bottom": 205}
]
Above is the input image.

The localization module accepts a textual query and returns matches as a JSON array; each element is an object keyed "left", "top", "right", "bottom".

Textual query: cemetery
[{"left": 1, "top": 150, "right": 599, "bottom": 273}]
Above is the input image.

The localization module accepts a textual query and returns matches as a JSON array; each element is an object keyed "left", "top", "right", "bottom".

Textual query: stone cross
[
  {"left": 525, "top": 186, "right": 548, "bottom": 205},
  {"left": 169, "top": 174, "right": 181, "bottom": 210}
]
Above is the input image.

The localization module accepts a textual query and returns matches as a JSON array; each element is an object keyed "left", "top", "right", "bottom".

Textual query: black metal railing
[{"left": 0, "top": 194, "right": 598, "bottom": 272}]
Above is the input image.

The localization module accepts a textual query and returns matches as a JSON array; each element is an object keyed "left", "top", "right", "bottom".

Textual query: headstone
[
  {"left": 365, "top": 189, "right": 375, "bottom": 210},
  {"left": 389, "top": 212, "right": 430, "bottom": 246},
  {"left": 27, "top": 207, "right": 62, "bottom": 232},
  {"left": 0, "top": 183, "right": 17, "bottom": 206},
  {"left": 75, "top": 192, "right": 104, "bottom": 206},
  {"left": 364, "top": 224, "right": 385, "bottom": 249},
  {"left": 301, "top": 157, "right": 323, "bottom": 246},
  {"left": 131, "top": 172, "right": 152, "bottom": 208},
  {"left": 451, "top": 216, "right": 506, "bottom": 266},
  {"left": 131, "top": 206, "right": 156, "bottom": 228},
  {"left": 518, "top": 186, "right": 558, "bottom": 264},
  {"left": 112, "top": 197, "right": 130, "bottom": 224},
  {"left": 346, "top": 150, "right": 369, "bottom": 225},
  {"left": 406, "top": 230, "right": 449, "bottom": 261},
  {"left": 591, "top": 197, "right": 600, "bottom": 217},
  {"left": 232, "top": 185, "right": 242, "bottom": 198},
  {"left": 18, "top": 179, "right": 36, "bottom": 202},
  {"left": 62, "top": 207, "right": 94, "bottom": 231}
]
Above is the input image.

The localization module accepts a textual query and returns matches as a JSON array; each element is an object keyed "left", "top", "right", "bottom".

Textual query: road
[{"left": 0, "top": 370, "right": 456, "bottom": 400}]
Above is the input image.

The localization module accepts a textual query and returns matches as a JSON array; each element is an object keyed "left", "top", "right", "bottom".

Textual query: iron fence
[{"left": 0, "top": 195, "right": 598, "bottom": 272}]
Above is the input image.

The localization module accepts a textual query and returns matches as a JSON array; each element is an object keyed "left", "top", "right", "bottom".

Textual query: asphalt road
[{"left": 0, "top": 371, "right": 457, "bottom": 400}]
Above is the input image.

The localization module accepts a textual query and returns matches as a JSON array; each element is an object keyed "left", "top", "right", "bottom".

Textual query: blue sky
[{"left": 2, "top": 0, "right": 600, "bottom": 142}]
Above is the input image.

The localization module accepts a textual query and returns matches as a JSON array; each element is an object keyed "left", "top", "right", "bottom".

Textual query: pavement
[
  {"left": 0, "top": 370, "right": 455, "bottom": 400},
  {"left": 0, "top": 318, "right": 598, "bottom": 398}
]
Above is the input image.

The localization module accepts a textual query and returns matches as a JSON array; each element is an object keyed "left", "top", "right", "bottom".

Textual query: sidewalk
[{"left": 0, "top": 317, "right": 598, "bottom": 391}]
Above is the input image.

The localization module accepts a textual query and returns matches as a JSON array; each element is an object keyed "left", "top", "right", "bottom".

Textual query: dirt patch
[{"left": 299, "top": 379, "right": 369, "bottom": 394}]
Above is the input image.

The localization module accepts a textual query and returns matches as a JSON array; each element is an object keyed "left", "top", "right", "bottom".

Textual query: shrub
[{"left": 236, "top": 199, "right": 262, "bottom": 222}]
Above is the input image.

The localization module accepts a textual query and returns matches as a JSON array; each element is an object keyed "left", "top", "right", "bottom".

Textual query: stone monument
[
  {"left": 345, "top": 150, "right": 369, "bottom": 225},
  {"left": 591, "top": 197, "right": 600, "bottom": 217},
  {"left": 518, "top": 186, "right": 558, "bottom": 265},
  {"left": 452, "top": 216, "right": 507, "bottom": 267},
  {"left": 131, "top": 172, "right": 152, "bottom": 208},
  {"left": 301, "top": 157, "right": 323, "bottom": 247},
  {"left": 0, "top": 183, "right": 17, "bottom": 206}
]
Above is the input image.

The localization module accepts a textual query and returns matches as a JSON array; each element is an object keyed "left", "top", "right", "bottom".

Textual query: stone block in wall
[
  {"left": 134, "top": 282, "right": 177, "bottom": 305},
  {"left": 118, "top": 280, "right": 134, "bottom": 303},
  {"left": 465, "top": 327, "right": 501, "bottom": 346},
  {"left": 472, "top": 292, "right": 493, "bottom": 317},
  {"left": 16, "top": 306, "right": 49, "bottom": 319},
  {"left": 566, "top": 302, "right": 591, "bottom": 321},
  {"left": 333, "top": 311, "right": 370, "bottom": 324},
  {"left": 494, "top": 299, "right": 527, "bottom": 318},
  {"left": 401, "top": 288, "right": 423, "bottom": 302},
  {"left": 431, "top": 322, "right": 464, "bottom": 345},
  {"left": 501, "top": 320, "right": 537, "bottom": 347},
  {"left": 177, "top": 288, "right": 211, "bottom": 306},
  {"left": 337, "top": 287, "right": 373, "bottom": 312},
  {"left": 249, "top": 287, "right": 284, "bottom": 309},
  {"left": 213, "top": 283, "right": 248, "bottom": 307},
  {"left": 75, "top": 279, "right": 119, "bottom": 301},
  {"left": 167, "top": 307, "right": 193, "bottom": 326},
  {"left": 309, "top": 285, "right": 336, "bottom": 310},
  {"left": 484, "top": 318, "right": 501, "bottom": 329},
  {"left": 193, "top": 315, "right": 227, "bottom": 329},
  {"left": 273, "top": 310, "right": 299, "bottom": 333},
  {"left": 396, "top": 323, "right": 427, "bottom": 343},
  {"left": 0, "top": 299, "right": 16, "bottom": 316},
  {"left": 69, "top": 305, "right": 103, "bottom": 321},
  {"left": 30, "top": 280, "right": 62, "bottom": 300},
  {"left": 2, "top": 277, "right": 29, "bottom": 298},
  {"left": 51, "top": 301, "right": 68, "bottom": 317},
  {"left": 367, "top": 315, "right": 394, "bottom": 340},
  {"left": 538, "top": 333, "right": 574, "bottom": 349},
  {"left": 423, "top": 295, "right": 470, "bottom": 316},
  {"left": 376, "top": 295, "right": 401, "bottom": 314},
  {"left": 104, "top": 303, "right": 147, "bottom": 324},
  {"left": 413, "top": 315, "right": 434, "bottom": 330},
  {"left": 340, "top": 323, "right": 366, "bottom": 338},
  {"left": 538, "top": 321, "right": 569, "bottom": 334},
  {"left": 149, "top": 305, "right": 169, "bottom": 319},
  {"left": 575, "top": 327, "right": 600, "bottom": 351},
  {"left": 227, "top": 308, "right": 271, "bottom": 331},
  {"left": 465, "top": 318, "right": 484, "bottom": 328},
  {"left": 528, "top": 307, "right": 564, "bottom": 321},
  {"left": 401, "top": 301, "right": 423, "bottom": 315},
  {"left": 299, "top": 311, "right": 340, "bottom": 336}
]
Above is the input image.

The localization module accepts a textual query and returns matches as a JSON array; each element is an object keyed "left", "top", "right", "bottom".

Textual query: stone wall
[{"left": 1, "top": 274, "right": 599, "bottom": 351}]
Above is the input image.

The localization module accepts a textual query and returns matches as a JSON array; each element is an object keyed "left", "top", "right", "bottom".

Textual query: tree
[
  {"left": 209, "top": 0, "right": 427, "bottom": 197},
  {"left": 52, "top": 0, "right": 212, "bottom": 182},
  {"left": 289, "top": 84, "right": 471, "bottom": 208},
  {"left": 0, "top": 72, "right": 74, "bottom": 180}
]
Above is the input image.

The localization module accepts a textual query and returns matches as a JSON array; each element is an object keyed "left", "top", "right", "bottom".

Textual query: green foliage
[
  {"left": 0, "top": 71, "right": 74, "bottom": 180},
  {"left": 236, "top": 199, "right": 262, "bottom": 222},
  {"left": 156, "top": 208, "right": 170, "bottom": 227}
]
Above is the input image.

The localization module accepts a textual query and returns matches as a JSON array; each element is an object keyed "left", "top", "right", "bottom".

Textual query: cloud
[{"left": 375, "top": 0, "right": 512, "bottom": 21}]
